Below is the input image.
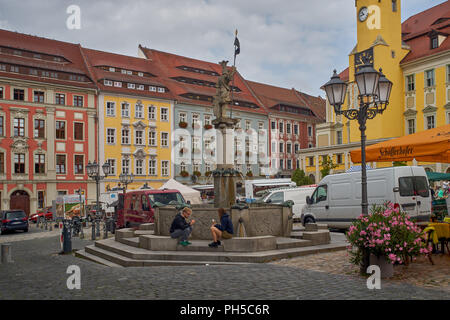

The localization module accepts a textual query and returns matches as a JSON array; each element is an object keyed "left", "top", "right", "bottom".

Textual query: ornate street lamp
[
  {"left": 323, "top": 66, "right": 392, "bottom": 216},
  {"left": 86, "top": 161, "right": 111, "bottom": 240}
]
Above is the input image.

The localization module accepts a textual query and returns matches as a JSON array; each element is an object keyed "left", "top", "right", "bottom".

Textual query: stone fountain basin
[{"left": 153, "top": 204, "right": 293, "bottom": 240}]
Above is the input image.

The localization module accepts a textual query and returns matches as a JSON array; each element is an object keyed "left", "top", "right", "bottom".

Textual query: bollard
[
  {"left": 103, "top": 220, "right": 108, "bottom": 239},
  {"left": 36, "top": 217, "right": 40, "bottom": 228},
  {"left": 79, "top": 222, "right": 84, "bottom": 239},
  {"left": 96, "top": 218, "right": 100, "bottom": 238},
  {"left": 49, "top": 222, "right": 53, "bottom": 231},
  {"left": 44, "top": 220, "right": 48, "bottom": 230},
  {"left": 91, "top": 220, "right": 96, "bottom": 241},
  {"left": 62, "top": 221, "right": 72, "bottom": 254},
  {"left": 1, "top": 243, "right": 12, "bottom": 263}
]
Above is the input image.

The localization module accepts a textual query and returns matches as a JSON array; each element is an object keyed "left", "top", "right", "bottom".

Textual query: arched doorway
[{"left": 10, "top": 190, "right": 30, "bottom": 217}]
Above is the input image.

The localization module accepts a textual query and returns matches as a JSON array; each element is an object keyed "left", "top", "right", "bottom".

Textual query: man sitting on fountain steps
[
  {"left": 209, "top": 208, "right": 234, "bottom": 248},
  {"left": 169, "top": 207, "right": 195, "bottom": 246}
]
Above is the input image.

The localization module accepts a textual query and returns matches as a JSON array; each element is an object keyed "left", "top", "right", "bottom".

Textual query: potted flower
[
  {"left": 205, "top": 171, "right": 212, "bottom": 177},
  {"left": 204, "top": 124, "right": 213, "bottom": 130},
  {"left": 346, "top": 202, "right": 432, "bottom": 278},
  {"left": 179, "top": 121, "right": 188, "bottom": 128},
  {"left": 180, "top": 170, "right": 189, "bottom": 177},
  {"left": 246, "top": 171, "right": 253, "bottom": 177},
  {"left": 193, "top": 170, "right": 201, "bottom": 177}
]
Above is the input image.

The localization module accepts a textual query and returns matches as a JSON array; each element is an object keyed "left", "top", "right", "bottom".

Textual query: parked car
[
  {"left": 1, "top": 209, "right": 29, "bottom": 234},
  {"left": 117, "top": 189, "right": 187, "bottom": 229},
  {"left": 29, "top": 207, "right": 53, "bottom": 223},
  {"left": 301, "top": 166, "right": 432, "bottom": 230}
]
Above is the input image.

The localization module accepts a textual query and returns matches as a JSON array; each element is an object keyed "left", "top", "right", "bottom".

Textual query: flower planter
[
  {"left": 369, "top": 254, "right": 394, "bottom": 279},
  {"left": 204, "top": 124, "right": 213, "bottom": 130},
  {"left": 178, "top": 122, "right": 188, "bottom": 128}
]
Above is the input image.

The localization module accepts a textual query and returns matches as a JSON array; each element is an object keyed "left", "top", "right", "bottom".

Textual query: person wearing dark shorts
[{"left": 209, "top": 208, "right": 233, "bottom": 248}]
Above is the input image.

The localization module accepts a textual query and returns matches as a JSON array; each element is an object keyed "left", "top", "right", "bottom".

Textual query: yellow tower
[{"left": 347, "top": 0, "right": 409, "bottom": 142}]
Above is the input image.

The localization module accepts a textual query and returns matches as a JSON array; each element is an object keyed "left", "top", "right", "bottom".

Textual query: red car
[{"left": 29, "top": 207, "right": 53, "bottom": 223}]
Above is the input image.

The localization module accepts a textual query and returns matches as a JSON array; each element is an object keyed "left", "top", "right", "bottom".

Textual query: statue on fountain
[{"left": 213, "top": 60, "right": 236, "bottom": 122}]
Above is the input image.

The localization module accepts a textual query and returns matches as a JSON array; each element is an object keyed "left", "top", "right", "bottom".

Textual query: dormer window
[{"left": 431, "top": 36, "right": 438, "bottom": 49}]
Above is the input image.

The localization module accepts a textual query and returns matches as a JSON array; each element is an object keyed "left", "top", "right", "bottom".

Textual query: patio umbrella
[{"left": 350, "top": 124, "right": 450, "bottom": 163}]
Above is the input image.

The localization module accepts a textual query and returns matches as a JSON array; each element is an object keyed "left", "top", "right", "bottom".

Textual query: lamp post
[
  {"left": 323, "top": 66, "right": 392, "bottom": 273},
  {"left": 119, "top": 172, "right": 134, "bottom": 229},
  {"left": 86, "top": 161, "right": 111, "bottom": 240}
]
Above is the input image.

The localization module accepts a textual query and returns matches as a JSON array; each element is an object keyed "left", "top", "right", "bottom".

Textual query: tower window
[
  {"left": 431, "top": 37, "right": 438, "bottom": 49},
  {"left": 392, "top": 0, "right": 397, "bottom": 12}
]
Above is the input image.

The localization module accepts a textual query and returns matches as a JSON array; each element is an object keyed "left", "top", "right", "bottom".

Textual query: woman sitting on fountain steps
[
  {"left": 209, "top": 208, "right": 234, "bottom": 248},
  {"left": 169, "top": 207, "right": 195, "bottom": 246}
]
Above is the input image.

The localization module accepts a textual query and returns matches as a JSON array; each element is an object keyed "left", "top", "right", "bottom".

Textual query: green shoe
[
  {"left": 179, "top": 240, "right": 189, "bottom": 246},
  {"left": 185, "top": 241, "right": 192, "bottom": 245}
]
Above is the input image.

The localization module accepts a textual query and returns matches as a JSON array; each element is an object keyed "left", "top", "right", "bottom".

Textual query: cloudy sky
[{"left": 0, "top": 0, "right": 445, "bottom": 96}]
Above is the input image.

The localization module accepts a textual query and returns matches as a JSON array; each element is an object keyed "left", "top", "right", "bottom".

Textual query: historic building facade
[
  {"left": 82, "top": 48, "right": 175, "bottom": 190},
  {"left": 138, "top": 46, "right": 270, "bottom": 184},
  {"left": 0, "top": 29, "right": 97, "bottom": 215},
  {"left": 300, "top": 0, "right": 450, "bottom": 183},
  {"left": 247, "top": 81, "right": 325, "bottom": 178}
]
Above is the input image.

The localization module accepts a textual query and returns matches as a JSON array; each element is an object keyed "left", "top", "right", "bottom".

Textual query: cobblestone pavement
[{"left": 0, "top": 235, "right": 448, "bottom": 300}]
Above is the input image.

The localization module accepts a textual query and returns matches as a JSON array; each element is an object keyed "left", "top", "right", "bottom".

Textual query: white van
[
  {"left": 261, "top": 186, "right": 316, "bottom": 221},
  {"left": 301, "top": 166, "right": 431, "bottom": 230}
]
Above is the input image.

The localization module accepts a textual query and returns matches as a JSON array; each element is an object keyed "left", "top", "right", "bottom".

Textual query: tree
[
  {"left": 320, "top": 155, "right": 338, "bottom": 179},
  {"left": 291, "top": 169, "right": 314, "bottom": 186}
]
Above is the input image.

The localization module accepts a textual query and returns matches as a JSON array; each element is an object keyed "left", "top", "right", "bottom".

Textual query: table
[
  {"left": 444, "top": 217, "right": 450, "bottom": 223},
  {"left": 424, "top": 222, "right": 450, "bottom": 255}
]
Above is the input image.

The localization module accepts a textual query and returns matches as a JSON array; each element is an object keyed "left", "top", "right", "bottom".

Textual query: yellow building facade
[
  {"left": 299, "top": 0, "right": 450, "bottom": 182},
  {"left": 99, "top": 93, "right": 174, "bottom": 190}
]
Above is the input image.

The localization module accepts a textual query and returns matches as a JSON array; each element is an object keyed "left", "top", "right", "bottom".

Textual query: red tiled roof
[
  {"left": 81, "top": 47, "right": 174, "bottom": 100},
  {"left": 0, "top": 29, "right": 96, "bottom": 89},
  {"left": 401, "top": 1, "right": 450, "bottom": 64},
  {"left": 339, "top": 68, "right": 349, "bottom": 82},
  {"left": 139, "top": 46, "right": 267, "bottom": 114},
  {"left": 246, "top": 80, "right": 325, "bottom": 122}
]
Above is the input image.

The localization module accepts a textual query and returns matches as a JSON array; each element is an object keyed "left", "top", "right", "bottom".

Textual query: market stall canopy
[
  {"left": 350, "top": 124, "right": 450, "bottom": 163},
  {"left": 426, "top": 171, "right": 450, "bottom": 181},
  {"left": 158, "top": 179, "right": 202, "bottom": 204}
]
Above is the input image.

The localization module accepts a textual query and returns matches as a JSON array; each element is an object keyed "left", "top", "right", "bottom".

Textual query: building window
[
  {"left": 158, "top": 87, "right": 165, "bottom": 93},
  {"left": 161, "top": 161, "right": 169, "bottom": 176},
  {"left": 431, "top": 37, "right": 438, "bottom": 49},
  {"left": 104, "top": 80, "right": 113, "bottom": 86},
  {"left": 0, "top": 116, "right": 3, "bottom": 136},
  {"left": 447, "top": 65, "right": 450, "bottom": 83},
  {"left": 205, "top": 114, "right": 212, "bottom": 126},
  {"left": 425, "top": 69, "right": 435, "bottom": 87},
  {"left": 56, "top": 154, "right": 66, "bottom": 174},
  {"left": 114, "top": 82, "right": 122, "bottom": 87},
  {"left": 14, "top": 118, "right": 25, "bottom": 137},
  {"left": 34, "top": 91, "right": 45, "bottom": 103},
  {"left": 0, "top": 87, "right": 3, "bottom": 99},
  {"left": 279, "top": 142, "right": 284, "bottom": 153},
  {"left": 294, "top": 143, "right": 299, "bottom": 154},
  {"left": 149, "top": 131, "right": 156, "bottom": 146},
  {"left": 121, "top": 103, "right": 129, "bottom": 117},
  {"left": 271, "top": 141, "right": 277, "bottom": 153},
  {"left": 34, "top": 154, "right": 45, "bottom": 174},
  {"left": 10, "top": 66, "right": 19, "bottom": 73},
  {"left": 294, "top": 124, "right": 299, "bottom": 135},
  {"left": 279, "top": 121, "right": 284, "bottom": 133},
  {"left": 122, "top": 129, "right": 130, "bottom": 144},
  {"left": 179, "top": 112, "right": 187, "bottom": 123},
  {"left": 336, "top": 131, "right": 343, "bottom": 145},
  {"left": 34, "top": 119, "right": 45, "bottom": 138},
  {"left": 245, "top": 120, "right": 251, "bottom": 130},
  {"left": 286, "top": 143, "right": 292, "bottom": 154},
  {"left": 57, "top": 191, "right": 67, "bottom": 196},
  {"left": 286, "top": 123, "right": 291, "bottom": 134},
  {"left": 74, "top": 155, "right": 84, "bottom": 174},
  {"left": 148, "top": 106, "right": 156, "bottom": 120},
  {"left": 122, "top": 158, "right": 130, "bottom": 174},
  {"left": 135, "top": 130, "right": 144, "bottom": 145},
  {"left": 406, "top": 75, "right": 415, "bottom": 91},
  {"left": 149, "top": 159, "right": 156, "bottom": 175},
  {"left": 37, "top": 191, "right": 45, "bottom": 209},
  {"left": 14, "top": 89, "right": 24, "bottom": 101},
  {"left": 271, "top": 121, "right": 276, "bottom": 130},
  {"left": 107, "top": 128, "right": 116, "bottom": 144},
  {"left": 392, "top": 0, "right": 397, "bottom": 12},
  {"left": 135, "top": 104, "right": 143, "bottom": 118},
  {"left": 308, "top": 157, "right": 314, "bottom": 166},
  {"left": 161, "top": 132, "right": 168, "bottom": 147},
  {"left": 426, "top": 115, "right": 435, "bottom": 129},
  {"left": 106, "top": 102, "right": 115, "bottom": 117},
  {"left": 73, "top": 95, "right": 83, "bottom": 107},
  {"left": 279, "top": 159, "right": 284, "bottom": 170},
  {"left": 56, "top": 121, "right": 66, "bottom": 139},
  {"left": 127, "top": 83, "right": 135, "bottom": 89},
  {"left": 287, "top": 159, "right": 292, "bottom": 170},
  {"left": 106, "top": 159, "right": 116, "bottom": 175},
  {"left": 14, "top": 154, "right": 25, "bottom": 174},
  {"left": 161, "top": 108, "right": 169, "bottom": 121},
  {"left": 135, "top": 159, "right": 144, "bottom": 175},
  {"left": 308, "top": 126, "right": 313, "bottom": 137},
  {"left": 73, "top": 122, "right": 83, "bottom": 140},
  {"left": 55, "top": 93, "right": 65, "bottom": 105},
  {"left": 337, "top": 154, "right": 343, "bottom": 164},
  {"left": 149, "top": 86, "right": 156, "bottom": 92},
  {"left": 0, "top": 152, "right": 4, "bottom": 174},
  {"left": 408, "top": 119, "right": 415, "bottom": 134}
]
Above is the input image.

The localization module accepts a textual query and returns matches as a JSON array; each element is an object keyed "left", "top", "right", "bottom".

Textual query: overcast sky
[{"left": 0, "top": 0, "right": 445, "bottom": 96}]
